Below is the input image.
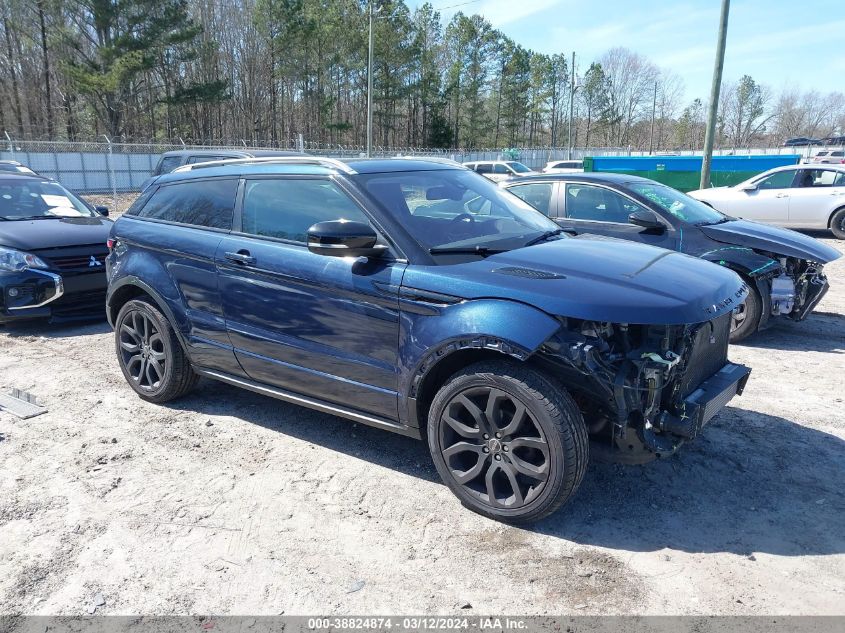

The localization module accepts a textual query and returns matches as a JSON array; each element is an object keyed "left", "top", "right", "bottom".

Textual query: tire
[
  {"left": 114, "top": 298, "right": 199, "bottom": 403},
  {"left": 729, "top": 282, "right": 762, "bottom": 343},
  {"left": 830, "top": 207, "right": 845, "bottom": 240},
  {"left": 427, "top": 360, "right": 589, "bottom": 524}
]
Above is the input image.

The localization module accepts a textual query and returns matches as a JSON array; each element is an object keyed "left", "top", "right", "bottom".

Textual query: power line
[{"left": 433, "top": 0, "right": 483, "bottom": 12}]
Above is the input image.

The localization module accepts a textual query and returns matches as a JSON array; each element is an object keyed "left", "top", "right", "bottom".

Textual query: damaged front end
[
  {"left": 536, "top": 312, "right": 751, "bottom": 464},
  {"left": 761, "top": 256, "right": 830, "bottom": 322}
]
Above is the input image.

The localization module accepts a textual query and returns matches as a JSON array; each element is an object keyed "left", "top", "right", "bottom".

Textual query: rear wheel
[
  {"left": 729, "top": 283, "right": 762, "bottom": 343},
  {"left": 114, "top": 298, "right": 199, "bottom": 402},
  {"left": 427, "top": 361, "right": 588, "bottom": 524},
  {"left": 830, "top": 208, "right": 845, "bottom": 240}
]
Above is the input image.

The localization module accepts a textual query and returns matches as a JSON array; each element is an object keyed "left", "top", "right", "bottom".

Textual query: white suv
[
  {"left": 462, "top": 160, "right": 537, "bottom": 181},
  {"left": 542, "top": 159, "right": 584, "bottom": 173}
]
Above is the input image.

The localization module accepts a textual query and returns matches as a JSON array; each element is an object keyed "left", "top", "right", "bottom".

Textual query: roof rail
[
  {"left": 390, "top": 155, "right": 464, "bottom": 167},
  {"left": 172, "top": 156, "right": 357, "bottom": 174}
]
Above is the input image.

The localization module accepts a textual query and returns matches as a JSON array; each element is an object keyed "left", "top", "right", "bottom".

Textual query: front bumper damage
[
  {"left": 537, "top": 312, "right": 751, "bottom": 464},
  {"left": 759, "top": 259, "right": 829, "bottom": 329}
]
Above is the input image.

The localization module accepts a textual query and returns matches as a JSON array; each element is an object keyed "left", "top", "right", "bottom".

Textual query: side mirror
[
  {"left": 739, "top": 182, "right": 758, "bottom": 192},
  {"left": 307, "top": 220, "right": 387, "bottom": 258},
  {"left": 95, "top": 206, "right": 110, "bottom": 217},
  {"left": 628, "top": 209, "right": 665, "bottom": 231}
]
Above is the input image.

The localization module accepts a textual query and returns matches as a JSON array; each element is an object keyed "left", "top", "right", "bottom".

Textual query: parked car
[
  {"left": 106, "top": 156, "right": 751, "bottom": 523},
  {"left": 803, "top": 150, "right": 845, "bottom": 164},
  {"left": 502, "top": 173, "right": 840, "bottom": 342},
  {"left": 783, "top": 137, "right": 822, "bottom": 147},
  {"left": 0, "top": 173, "right": 113, "bottom": 324},
  {"left": 0, "top": 160, "right": 37, "bottom": 175},
  {"left": 141, "top": 148, "right": 305, "bottom": 191},
  {"left": 688, "top": 164, "right": 845, "bottom": 240},
  {"left": 462, "top": 160, "right": 537, "bottom": 181},
  {"left": 822, "top": 136, "right": 845, "bottom": 146},
  {"left": 542, "top": 159, "right": 583, "bottom": 174}
]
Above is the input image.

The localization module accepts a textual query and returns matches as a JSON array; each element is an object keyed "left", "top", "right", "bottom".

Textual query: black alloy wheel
[
  {"left": 439, "top": 385, "right": 550, "bottom": 508},
  {"left": 119, "top": 309, "right": 166, "bottom": 391},
  {"left": 428, "top": 361, "right": 588, "bottom": 523},
  {"left": 114, "top": 298, "right": 199, "bottom": 402}
]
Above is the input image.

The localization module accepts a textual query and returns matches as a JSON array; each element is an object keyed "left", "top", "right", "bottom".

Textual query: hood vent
[{"left": 494, "top": 266, "right": 565, "bottom": 280}]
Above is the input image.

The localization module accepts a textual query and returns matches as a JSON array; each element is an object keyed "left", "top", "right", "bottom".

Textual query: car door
[
  {"left": 787, "top": 168, "right": 845, "bottom": 228},
  {"left": 215, "top": 175, "right": 406, "bottom": 420},
  {"left": 505, "top": 181, "right": 560, "bottom": 218},
  {"left": 555, "top": 182, "right": 677, "bottom": 250},
  {"left": 490, "top": 163, "right": 510, "bottom": 182},
  {"left": 122, "top": 177, "right": 242, "bottom": 374},
  {"left": 724, "top": 169, "right": 796, "bottom": 223}
]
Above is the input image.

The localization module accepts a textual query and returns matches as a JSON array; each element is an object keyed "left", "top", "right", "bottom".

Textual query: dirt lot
[{"left": 0, "top": 226, "right": 843, "bottom": 616}]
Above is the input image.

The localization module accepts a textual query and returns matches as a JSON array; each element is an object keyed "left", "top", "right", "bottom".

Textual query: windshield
[
  {"left": 0, "top": 179, "right": 97, "bottom": 220},
  {"left": 506, "top": 162, "right": 532, "bottom": 174},
  {"left": 628, "top": 182, "right": 726, "bottom": 225},
  {"left": 355, "top": 169, "right": 561, "bottom": 255}
]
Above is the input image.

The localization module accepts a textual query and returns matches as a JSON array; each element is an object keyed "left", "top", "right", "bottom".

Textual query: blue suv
[{"left": 106, "top": 157, "right": 751, "bottom": 523}]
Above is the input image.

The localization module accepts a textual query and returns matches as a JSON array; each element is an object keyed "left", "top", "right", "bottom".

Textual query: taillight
[{"left": 106, "top": 238, "right": 115, "bottom": 250}]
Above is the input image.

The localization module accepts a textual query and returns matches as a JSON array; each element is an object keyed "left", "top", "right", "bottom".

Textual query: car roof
[
  {"left": 0, "top": 172, "right": 49, "bottom": 181},
  {"left": 155, "top": 156, "right": 465, "bottom": 184},
  {"left": 159, "top": 149, "right": 305, "bottom": 158},
  {"left": 765, "top": 163, "right": 845, "bottom": 172},
  {"left": 506, "top": 172, "right": 656, "bottom": 185}
]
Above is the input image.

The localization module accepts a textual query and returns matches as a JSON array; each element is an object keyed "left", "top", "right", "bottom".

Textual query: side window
[
  {"left": 154, "top": 155, "right": 182, "bottom": 176},
  {"left": 565, "top": 184, "right": 645, "bottom": 223},
  {"left": 508, "top": 183, "right": 554, "bottom": 216},
  {"left": 241, "top": 178, "right": 370, "bottom": 243},
  {"left": 755, "top": 170, "right": 796, "bottom": 190},
  {"left": 493, "top": 164, "right": 509, "bottom": 174},
  {"left": 135, "top": 178, "right": 237, "bottom": 229},
  {"left": 475, "top": 164, "right": 492, "bottom": 174},
  {"left": 835, "top": 172, "right": 845, "bottom": 187},
  {"left": 796, "top": 169, "right": 838, "bottom": 188}
]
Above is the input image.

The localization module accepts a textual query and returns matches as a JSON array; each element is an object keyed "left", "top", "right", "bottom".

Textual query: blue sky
[{"left": 409, "top": 0, "right": 845, "bottom": 104}]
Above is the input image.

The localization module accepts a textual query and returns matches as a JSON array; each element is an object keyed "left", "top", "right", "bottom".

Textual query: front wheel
[
  {"left": 830, "top": 208, "right": 845, "bottom": 240},
  {"left": 114, "top": 298, "right": 199, "bottom": 402},
  {"left": 427, "top": 361, "right": 588, "bottom": 524},
  {"left": 729, "top": 284, "right": 762, "bottom": 343}
]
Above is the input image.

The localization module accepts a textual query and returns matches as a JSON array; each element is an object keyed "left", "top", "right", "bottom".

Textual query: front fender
[
  {"left": 398, "top": 298, "right": 560, "bottom": 426},
  {"left": 699, "top": 247, "right": 777, "bottom": 330}
]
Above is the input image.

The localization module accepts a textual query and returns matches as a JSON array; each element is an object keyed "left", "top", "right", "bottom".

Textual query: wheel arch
[
  {"left": 107, "top": 277, "right": 189, "bottom": 349},
  {"left": 827, "top": 204, "right": 845, "bottom": 228},
  {"left": 400, "top": 298, "right": 562, "bottom": 430}
]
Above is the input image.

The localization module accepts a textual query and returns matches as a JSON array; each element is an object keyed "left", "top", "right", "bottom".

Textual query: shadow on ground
[
  {"left": 171, "top": 380, "right": 844, "bottom": 558},
  {"left": 737, "top": 312, "right": 845, "bottom": 354},
  {"left": 0, "top": 319, "right": 110, "bottom": 339}
]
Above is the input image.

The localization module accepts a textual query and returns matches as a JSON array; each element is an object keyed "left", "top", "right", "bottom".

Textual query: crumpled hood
[
  {"left": 0, "top": 216, "right": 113, "bottom": 251},
  {"left": 700, "top": 219, "right": 841, "bottom": 264},
  {"left": 404, "top": 236, "right": 748, "bottom": 325}
]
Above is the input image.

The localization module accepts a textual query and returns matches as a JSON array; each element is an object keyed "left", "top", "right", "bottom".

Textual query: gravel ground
[{"left": 0, "top": 226, "right": 843, "bottom": 616}]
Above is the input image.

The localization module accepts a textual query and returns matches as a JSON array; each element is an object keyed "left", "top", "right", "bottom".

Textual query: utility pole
[
  {"left": 700, "top": 0, "right": 730, "bottom": 189},
  {"left": 366, "top": 0, "right": 375, "bottom": 157},
  {"left": 648, "top": 81, "right": 658, "bottom": 155},
  {"left": 567, "top": 51, "right": 576, "bottom": 159}
]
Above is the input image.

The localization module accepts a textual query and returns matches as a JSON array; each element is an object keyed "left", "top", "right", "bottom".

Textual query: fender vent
[{"left": 494, "top": 266, "right": 565, "bottom": 280}]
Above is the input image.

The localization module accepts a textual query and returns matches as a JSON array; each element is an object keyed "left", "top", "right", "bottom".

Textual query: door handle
[
  {"left": 775, "top": 193, "right": 789, "bottom": 198},
  {"left": 224, "top": 250, "right": 256, "bottom": 265}
]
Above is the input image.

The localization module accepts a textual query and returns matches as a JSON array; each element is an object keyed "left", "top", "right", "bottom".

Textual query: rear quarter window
[
  {"left": 153, "top": 155, "right": 183, "bottom": 176},
  {"left": 131, "top": 178, "right": 238, "bottom": 230}
]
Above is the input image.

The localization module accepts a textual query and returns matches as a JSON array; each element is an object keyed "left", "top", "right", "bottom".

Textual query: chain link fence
[{"left": 1, "top": 136, "right": 832, "bottom": 211}]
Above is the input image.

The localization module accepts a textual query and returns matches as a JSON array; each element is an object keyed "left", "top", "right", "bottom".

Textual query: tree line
[{"left": 2, "top": 0, "right": 844, "bottom": 149}]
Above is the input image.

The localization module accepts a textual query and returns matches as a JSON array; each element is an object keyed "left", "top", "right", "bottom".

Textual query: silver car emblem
[{"left": 89, "top": 256, "right": 102, "bottom": 267}]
